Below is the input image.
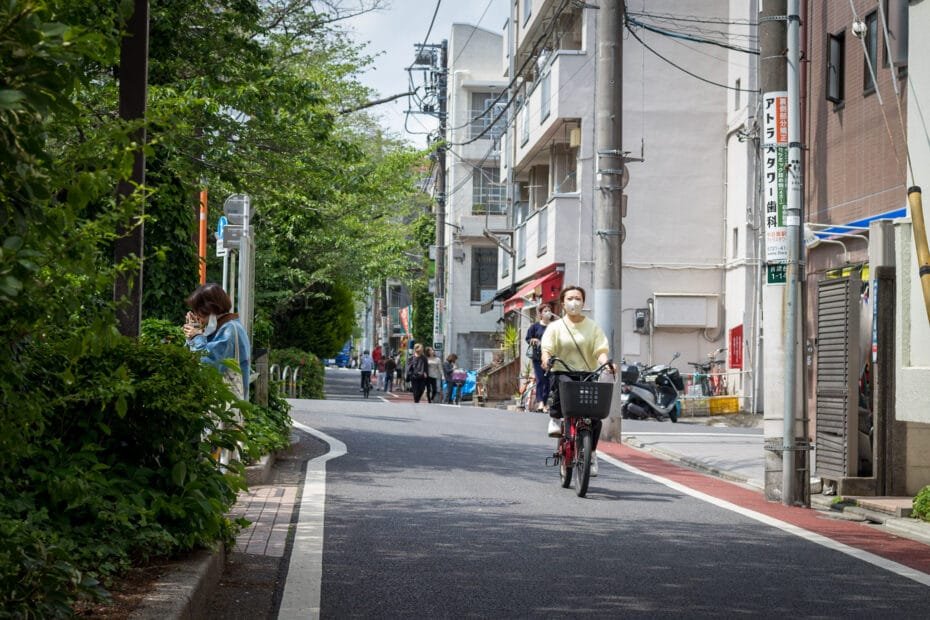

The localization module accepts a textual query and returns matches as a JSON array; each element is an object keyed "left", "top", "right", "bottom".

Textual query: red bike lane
[{"left": 597, "top": 441, "right": 930, "bottom": 579}]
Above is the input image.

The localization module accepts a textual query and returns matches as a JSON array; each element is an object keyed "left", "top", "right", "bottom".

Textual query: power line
[
  {"left": 420, "top": 0, "right": 442, "bottom": 49},
  {"left": 445, "top": 0, "right": 574, "bottom": 139},
  {"left": 625, "top": 21, "right": 759, "bottom": 93},
  {"left": 627, "top": 15, "right": 758, "bottom": 55}
]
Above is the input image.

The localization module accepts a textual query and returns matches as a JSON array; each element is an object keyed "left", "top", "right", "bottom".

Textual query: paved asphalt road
[{"left": 277, "top": 368, "right": 930, "bottom": 617}]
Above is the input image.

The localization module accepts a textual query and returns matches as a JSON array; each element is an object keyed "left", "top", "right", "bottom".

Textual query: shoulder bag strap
[{"left": 562, "top": 318, "right": 594, "bottom": 369}]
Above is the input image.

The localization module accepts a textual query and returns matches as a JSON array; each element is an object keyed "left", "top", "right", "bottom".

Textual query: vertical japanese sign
[
  {"left": 762, "top": 91, "right": 788, "bottom": 266},
  {"left": 729, "top": 324, "right": 744, "bottom": 369},
  {"left": 432, "top": 297, "right": 444, "bottom": 350}
]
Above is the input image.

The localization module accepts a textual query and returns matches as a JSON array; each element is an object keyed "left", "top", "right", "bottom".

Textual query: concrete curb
[
  {"left": 619, "top": 436, "right": 764, "bottom": 490},
  {"left": 129, "top": 450, "right": 277, "bottom": 618},
  {"left": 129, "top": 546, "right": 225, "bottom": 619}
]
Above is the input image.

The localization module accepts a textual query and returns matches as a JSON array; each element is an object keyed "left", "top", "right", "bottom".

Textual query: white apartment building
[
  {"left": 492, "top": 0, "right": 733, "bottom": 382},
  {"left": 722, "top": 0, "right": 761, "bottom": 410},
  {"left": 442, "top": 24, "right": 509, "bottom": 368}
]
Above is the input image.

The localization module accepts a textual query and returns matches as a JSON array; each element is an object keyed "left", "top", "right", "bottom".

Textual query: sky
[{"left": 346, "top": 0, "right": 510, "bottom": 145}]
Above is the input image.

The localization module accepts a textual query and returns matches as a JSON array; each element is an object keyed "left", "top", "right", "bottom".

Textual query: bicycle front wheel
[{"left": 573, "top": 429, "right": 592, "bottom": 497}]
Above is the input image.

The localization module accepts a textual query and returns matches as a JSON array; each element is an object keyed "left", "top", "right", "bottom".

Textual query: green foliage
[
  {"left": 913, "top": 485, "right": 930, "bottom": 522},
  {"left": 270, "top": 348, "right": 325, "bottom": 399},
  {"left": 140, "top": 317, "right": 186, "bottom": 346},
  {"left": 411, "top": 281, "right": 433, "bottom": 346},
  {"left": 502, "top": 324, "right": 519, "bottom": 360},
  {"left": 243, "top": 388, "right": 293, "bottom": 464},
  {"left": 0, "top": 335, "right": 245, "bottom": 616},
  {"left": 271, "top": 282, "right": 356, "bottom": 357}
]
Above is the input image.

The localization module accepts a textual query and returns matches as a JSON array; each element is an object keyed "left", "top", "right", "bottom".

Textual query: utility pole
[
  {"left": 436, "top": 40, "right": 448, "bottom": 302},
  {"left": 783, "top": 0, "right": 805, "bottom": 506},
  {"left": 409, "top": 40, "right": 448, "bottom": 350},
  {"left": 759, "top": 0, "right": 805, "bottom": 505},
  {"left": 113, "top": 0, "right": 149, "bottom": 336},
  {"left": 594, "top": 1, "right": 623, "bottom": 367}
]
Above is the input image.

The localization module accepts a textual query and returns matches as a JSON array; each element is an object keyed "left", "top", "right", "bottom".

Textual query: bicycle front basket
[{"left": 560, "top": 380, "right": 613, "bottom": 419}]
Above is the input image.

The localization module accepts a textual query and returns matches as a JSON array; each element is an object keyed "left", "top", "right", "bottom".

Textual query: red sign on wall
[{"left": 729, "top": 325, "right": 743, "bottom": 369}]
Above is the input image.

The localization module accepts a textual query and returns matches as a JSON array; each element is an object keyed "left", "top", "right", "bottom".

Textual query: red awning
[{"left": 503, "top": 270, "right": 564, "bottom": 314}]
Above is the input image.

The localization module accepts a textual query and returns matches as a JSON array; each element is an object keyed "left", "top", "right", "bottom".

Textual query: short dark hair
[
  {"left": 559, "top": 285, "right": 586, "bottom": 304},
  {"left": 446, "top": 353, "right": 458, "bottom": 363},
  {"left": 186, "top": 283, "right": 232, "bottom": 316}
]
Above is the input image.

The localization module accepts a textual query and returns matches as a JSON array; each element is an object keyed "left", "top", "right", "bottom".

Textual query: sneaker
[
  {"left": 590, "top": 453, "right": 599, "bottom": 477},
  {"left": 547, "top": 418, "right": 562, "bottom": 437}
]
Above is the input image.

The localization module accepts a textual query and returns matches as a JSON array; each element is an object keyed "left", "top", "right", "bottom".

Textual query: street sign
[
  {"left": 223, "top": 224, "right": 243, "bottom": 249},
  {"left": 216, "top": 215, "right": 228, "bottom": 257},
  {"left": 223, "top": 194, "right": 249, "bottom": 227},
  {"left": 767, "top": 263, "right": 787, "bottom": 285}
]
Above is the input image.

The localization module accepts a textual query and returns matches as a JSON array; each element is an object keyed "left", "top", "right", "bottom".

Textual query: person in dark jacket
[
  {"left": 525, "top": 302, "right": 553, "bottom": 412},
  {"left": 442, "top": 353, "right": 458, "bottom": 403},
  {"left": 406, "top": 344, "right": 429, "bottom": 403}
]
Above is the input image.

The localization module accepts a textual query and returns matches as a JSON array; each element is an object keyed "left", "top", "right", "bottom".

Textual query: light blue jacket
[{"left": 188, "top": 318, "right": 251, "bottom": 400}]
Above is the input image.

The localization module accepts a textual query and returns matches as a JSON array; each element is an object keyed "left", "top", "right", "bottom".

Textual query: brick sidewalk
[{"left": 228, "top": 485, "right": 297, "bottom": 557}]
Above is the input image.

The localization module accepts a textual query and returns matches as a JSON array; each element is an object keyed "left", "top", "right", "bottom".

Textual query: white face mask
[
  {"left": 564, "top": 299, "right": 583, "bottom": 315},
  {"left": 541, "top": 309, "right": 552, "bottom": 320},
  {"left": 203, "top": 313, "right": 218, "bottom": 336}
]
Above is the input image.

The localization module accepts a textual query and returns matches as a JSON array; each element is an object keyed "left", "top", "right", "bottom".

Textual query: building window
[
  {"left": 826, "top": 31, "right": 845, "bottom": 104},
  {"left": 882, "top": 0, "right": 908, "bottom": 70},
  {"left": 516, "top": 224, "right": 526, "bottom": 268},
  {"left": 734, "top": 78, "right": 741, "bottom": 110},
  {"left": 540, "top": 71, "right": 551, "bottom": 122},
  {"left": 523, "top": 0, "right": 532, "bottom": 25},
  {"left": 550, "top": 143, "right": 577, "bottom": 193},
  {"left": 537, "top": 206, "right": 548, "bottom": 256},
  {"left": 529, "top": 165, "right": 549, "bottom": 210},
  {"left": 500, "top": 245, "right": 509, "bottom": 278},
  {"left": 864, "top": 11, "right": 878, "bottom": 94},
  {"left": 521, "top": 100, "right": 530, "bottom": 145},
  {"left": 470, "top": 92, "right": 505, "bottom": 140},
  {"left": 473, "top": 167, "right": 506, "bottom": 215},
  {"left": 471, "top": 247, "right": 498, "bottom": 303}
]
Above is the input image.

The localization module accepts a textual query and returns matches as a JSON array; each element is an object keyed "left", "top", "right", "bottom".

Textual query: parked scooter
[{"left": 620, "top": 353, "right": 685, "bottom": 422}]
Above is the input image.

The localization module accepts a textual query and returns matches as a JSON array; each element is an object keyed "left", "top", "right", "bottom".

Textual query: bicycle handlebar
[{"left": 546, "top": 356, "right": 615, "bottom": 381}]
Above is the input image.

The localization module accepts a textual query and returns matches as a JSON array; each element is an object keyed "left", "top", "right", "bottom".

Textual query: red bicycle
[{"left": 546, "top": 358, "right": 614, "bottom": 497}]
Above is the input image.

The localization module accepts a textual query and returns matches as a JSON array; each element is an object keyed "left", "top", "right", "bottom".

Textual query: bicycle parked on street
[
  {"left": 545, "top": 357, "right": 614, "bottom": 497},
  {"left": 518, "top": 373, "right": 537, "bottom": 412},
  {"left": 687, "top": 347, "right": 728, "bottom": 396}
]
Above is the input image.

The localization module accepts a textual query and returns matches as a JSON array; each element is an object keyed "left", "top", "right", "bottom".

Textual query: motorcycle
[{"left": 620, "top": 353, "right": 685, "bottom": 422}]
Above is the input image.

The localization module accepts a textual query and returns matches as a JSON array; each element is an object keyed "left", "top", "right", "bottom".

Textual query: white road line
[
  {"left": 278, "top": 422, "right": 347, "bottom": 619},
  {"left": 598, "top": 451, "right": 930, "bottom": 587},
  {"left": 624, "top": 432, "right": 762, "bottom": 438}
]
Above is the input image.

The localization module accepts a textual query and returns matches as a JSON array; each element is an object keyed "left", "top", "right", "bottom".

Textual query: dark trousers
[
  {"left": 426, "top": 377, "right": 438, "bottom": 402},
  {"left": 361, "top": 370, "right": 372, "bottom": 389},
  {"left": 412, "top": 377, "right": 427, "bottom": 403},
  {"left": 532, "top": 359, "right": 550, "bottom": 406}
]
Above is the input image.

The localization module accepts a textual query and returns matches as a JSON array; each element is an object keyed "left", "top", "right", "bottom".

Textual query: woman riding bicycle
[{"left": 541, "top": 286, "right": 614, "bottom": 475}]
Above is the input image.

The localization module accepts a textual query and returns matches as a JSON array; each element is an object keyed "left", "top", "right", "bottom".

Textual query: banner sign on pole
[
  {"left": 433, "top": 297, "right": 444, "bottom": 347},
  {"left": 762, "top": 91, "right": 789, "bottom": 265}
]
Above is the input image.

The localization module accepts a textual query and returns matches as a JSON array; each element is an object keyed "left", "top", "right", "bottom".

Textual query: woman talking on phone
[{"left": 182, "top": 283, "right": 251, "bottom": 400}]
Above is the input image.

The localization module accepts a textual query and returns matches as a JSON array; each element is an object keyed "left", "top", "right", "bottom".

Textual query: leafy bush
[
  {"left": 0, "top": 335, "right": 246, "bottom": 616},
  {"left": 243, "top": 387, "right": 293, "bottom": 464},
  {"left": 140, "top": 317, "right": 186, "bottom": 345},
  {"left": 270, "top": 347, "right": 325, "bottom": 399},
  {"left": 913, "top": 485, "right": 930, "bottom": 522}
]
